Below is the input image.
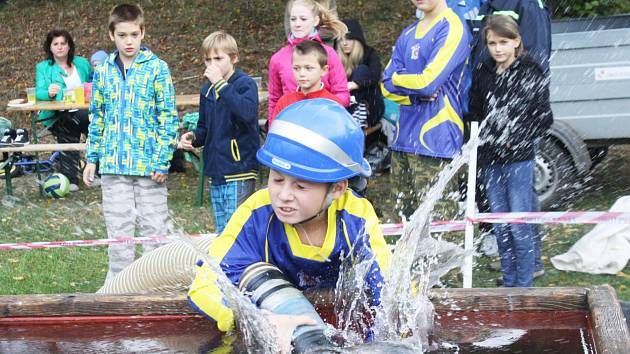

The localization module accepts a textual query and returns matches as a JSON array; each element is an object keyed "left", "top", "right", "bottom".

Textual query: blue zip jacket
[
  {"left": 86, "top": 48, "right": 178, "bottom": 176},
  {"left": 381, "top": 8, "right": 471, "bottom": 158},
  {"left": 471, "top": 0, "right": 551, "bottom": 73},
  {"left": 192, "top": 70, "right": 259, "bottom": 185}
]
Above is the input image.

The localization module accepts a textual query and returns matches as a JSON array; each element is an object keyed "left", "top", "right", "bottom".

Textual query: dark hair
[
  {"left": 292, "top": 40, "right": 328, "bottom": 67},
  {"left": 108, "top": 4, "right": 144, "bottom": 33},
  {"left": 43, "top": 30, "right": 75, "bottom": 67},
  {"left": 483, "top": 15, "right": 523, "bottom": 57}
]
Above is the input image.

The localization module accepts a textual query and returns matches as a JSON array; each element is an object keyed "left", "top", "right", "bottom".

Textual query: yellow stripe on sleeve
[
  {"left": 381, "top": 82, "right": 412, "bottom": 106},
  {"left": 188, "top": 264, "right": 235, "bottom": 332},
  {"left": 419, "top": 95, "right": 464, "bottom": 152},
  {"left": 209, "top": 189, "right": 271, "bottom": 262},
  {"left": 188, "top": 190, "right": 272, "bottom": 332},
  {"left": 391, "top": 10, "right": 464, "bottom": 92}
]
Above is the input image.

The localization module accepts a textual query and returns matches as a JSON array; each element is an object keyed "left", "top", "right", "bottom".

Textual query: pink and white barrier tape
[
  {"left": 470, "top": 211, "right": 630, "bottom": 225},
  {"left": 2, "top": 211, "right": 629, "bottom": 251},
  {"left": 0, "top": 222, "right": 458, "bottom": 251}
]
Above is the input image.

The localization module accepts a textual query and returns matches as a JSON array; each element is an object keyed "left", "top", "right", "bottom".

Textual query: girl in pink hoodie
[{"left": 268, "top": 0, "right": 350, "bottom": 120}]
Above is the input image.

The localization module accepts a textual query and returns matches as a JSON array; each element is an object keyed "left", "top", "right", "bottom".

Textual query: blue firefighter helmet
[{"left": 257, "top": 98, "right": 371, "bottom": 183}]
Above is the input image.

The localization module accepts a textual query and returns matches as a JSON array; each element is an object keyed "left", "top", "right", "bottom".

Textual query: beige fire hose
[{"left": 97, "top": 236, "right": 214, "bottom": 294}]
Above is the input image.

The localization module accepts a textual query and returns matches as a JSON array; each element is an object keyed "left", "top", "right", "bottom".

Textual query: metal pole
[{"left": 463, "top": 121, "right": 479, "bottom": 288}]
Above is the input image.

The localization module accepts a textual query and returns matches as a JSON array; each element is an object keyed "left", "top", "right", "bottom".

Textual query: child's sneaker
[
  {"left": 0, "top": 129, "right": 16, "bottom": 147},
  {"left": 13, "top": 128, "right": 29, "bottom": 146}
]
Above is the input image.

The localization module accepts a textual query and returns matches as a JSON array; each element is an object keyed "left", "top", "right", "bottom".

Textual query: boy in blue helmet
[{"left": 188, "top": 98, "right": 391, "bottom": 348}]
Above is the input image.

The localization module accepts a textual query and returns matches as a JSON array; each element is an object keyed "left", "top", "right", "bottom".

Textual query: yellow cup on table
[
  {"left": 253, "top": 76, "right": 262, "bottom": 92},
  {"left": 74, "top": 86, "right": 85, "bottom": 104},
  {"left": 25, "top": 87, "right": 36, "bottom": 104},
  {"left": 64, "top": 88, "right": 75, "bottom": 103}
]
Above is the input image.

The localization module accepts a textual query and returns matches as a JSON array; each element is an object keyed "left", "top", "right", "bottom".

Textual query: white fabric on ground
[{"left": 550, "top": 196, "right": 630, "bottom": 274}]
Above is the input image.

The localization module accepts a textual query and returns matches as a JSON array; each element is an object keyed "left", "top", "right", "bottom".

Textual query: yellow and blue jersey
[
  {"left": 188, "top": 188, "right": 391, "bottom": 332},
  {"left": 381, "top": 9, "right": 470, "bottom": 158}
]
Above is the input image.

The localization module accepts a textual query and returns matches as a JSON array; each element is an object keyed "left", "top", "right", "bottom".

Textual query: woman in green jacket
[{"left": 36, "top": 29, "right": 92, "bottom": 190}]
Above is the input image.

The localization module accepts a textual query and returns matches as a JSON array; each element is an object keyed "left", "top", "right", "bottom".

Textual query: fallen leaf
[{"left": 616, "top": 272, "right": 630, "bottom": 279}]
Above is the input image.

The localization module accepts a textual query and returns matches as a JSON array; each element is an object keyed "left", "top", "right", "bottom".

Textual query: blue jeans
[
  {"left": 483, "top": 161, "right": 535, "bottom": 287},
  {"left": 210, "top": 179, "right": 256, "bottom": 233}
]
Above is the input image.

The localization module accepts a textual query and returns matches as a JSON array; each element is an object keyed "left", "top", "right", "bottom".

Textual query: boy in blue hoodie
[
  {"left": 83, "top": 4, "right": 179, "bottom": 283},
  {"left": 178, "top": 31, "right": 259, "bottom": 233}
]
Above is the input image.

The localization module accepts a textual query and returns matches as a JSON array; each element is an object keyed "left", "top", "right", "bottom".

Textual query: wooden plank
[
  {"left": 587, "top": 285, "right": 630, "bottom": 354},
  {"left": 0, "top": 287, "right": 592, "bottom": 318},
  {"left": 428, "top": 287, "right": 588, "bottom": 312},
  {"left": 308, "top": 287, "right": 588, "bottom": 311},
  {"left": 5, "top": 92, "right": 269, "bottom": 112},
  {"left": 0, "top": 293, "right": 194, "bottom": 317},
  {"left": 0, "top": 143, "right": 85, "bottom": 153}
]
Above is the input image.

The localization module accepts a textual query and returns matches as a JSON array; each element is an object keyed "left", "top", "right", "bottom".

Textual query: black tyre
[{"left": 535, "top": 138, "right": 578, "bottom": 209}]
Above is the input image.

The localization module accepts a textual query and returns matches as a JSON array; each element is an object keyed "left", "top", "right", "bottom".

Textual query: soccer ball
[{"left": 43, "top": 173, "right": 70, "bottom": 199}]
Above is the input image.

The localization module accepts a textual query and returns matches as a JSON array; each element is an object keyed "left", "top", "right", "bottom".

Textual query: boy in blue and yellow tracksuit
[
  {"left": 188, "top": 99, "right": 391, "bottom": 348},
  {"left": 381, "top": 0, "right": 470, "bottom": 220},
  {"left": 84, "top": 4, "right": 179, "bottom": 283}
]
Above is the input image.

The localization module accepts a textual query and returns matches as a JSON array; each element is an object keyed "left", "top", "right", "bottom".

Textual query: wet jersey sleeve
[{"left": 188, "top": 192, "right": 269, "bottom": 332}]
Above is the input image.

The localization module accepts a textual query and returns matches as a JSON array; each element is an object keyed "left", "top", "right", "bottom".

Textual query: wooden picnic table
[
  {"left": 5, "top": 92, "right": 269, "bottom": 112},
  {"left": 2, "top": 91, "right": 269, "bottom": 198}
]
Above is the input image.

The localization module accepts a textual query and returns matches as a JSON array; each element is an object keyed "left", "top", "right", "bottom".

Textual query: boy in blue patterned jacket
[
  {"left": 83, "top": 4, "right": 179, "bottom": 283},
  {"left": 381, "top": 0, "right": 470, "bottom": 220}
]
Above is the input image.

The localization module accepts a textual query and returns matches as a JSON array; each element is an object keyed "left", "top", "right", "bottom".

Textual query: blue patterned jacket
[{"left": 86, "top": 48, "right": 178, "bottom": 175}]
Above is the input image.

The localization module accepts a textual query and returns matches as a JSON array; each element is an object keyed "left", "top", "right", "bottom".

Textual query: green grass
[{"left": 1, "top": 147, "right": 629, "bottom": 300}]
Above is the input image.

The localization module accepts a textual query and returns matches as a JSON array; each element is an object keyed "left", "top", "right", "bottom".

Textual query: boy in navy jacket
[{"left": 179, "top": 31, "right": 259, "bottom": 233}]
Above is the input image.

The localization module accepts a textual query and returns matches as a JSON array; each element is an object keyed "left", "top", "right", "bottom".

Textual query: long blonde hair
[
  {"left": 285, "top": 0, "right": 347, "bottom": 40},
  {"left": 337, "top": 39, "right": 364, "bottom": 77}
]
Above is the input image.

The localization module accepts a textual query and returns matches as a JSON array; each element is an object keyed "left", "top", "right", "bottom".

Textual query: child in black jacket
[{"left": 467, "top": 15, "right": 552, "bottom": 287}]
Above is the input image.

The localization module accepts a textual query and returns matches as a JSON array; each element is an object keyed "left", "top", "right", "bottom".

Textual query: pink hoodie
[{"left": 267, "top": 32, "right": 350, "bottom": 120}]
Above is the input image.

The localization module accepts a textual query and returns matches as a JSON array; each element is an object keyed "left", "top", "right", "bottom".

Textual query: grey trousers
[{"left": 101, "top": 175, "right": 169, "bottom": 282}]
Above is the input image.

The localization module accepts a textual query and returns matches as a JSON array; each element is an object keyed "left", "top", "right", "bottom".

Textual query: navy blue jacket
[
  {"left": 471, "top": 0, "right": 551, "bottom": 74},
  {"left": 193, "top": 70, "right": 259, "bottom": 185}
]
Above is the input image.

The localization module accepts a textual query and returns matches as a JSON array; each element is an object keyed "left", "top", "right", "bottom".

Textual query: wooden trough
[{"left": 0, "top": 286, "right": 628, "bottom": 353}]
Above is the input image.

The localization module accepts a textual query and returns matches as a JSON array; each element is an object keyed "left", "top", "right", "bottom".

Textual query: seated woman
[{"left": 35, "top": 30, "right": 92, "bottom": 191}]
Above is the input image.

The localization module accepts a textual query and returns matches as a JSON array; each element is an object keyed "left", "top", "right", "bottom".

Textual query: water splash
[{"left": 173, "top": 229, "right": 280, "bottom": 354}]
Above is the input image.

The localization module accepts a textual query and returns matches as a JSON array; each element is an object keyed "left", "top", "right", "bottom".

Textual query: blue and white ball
[{"left": 43, "top": 173, "right": 70, "bottom": 199}]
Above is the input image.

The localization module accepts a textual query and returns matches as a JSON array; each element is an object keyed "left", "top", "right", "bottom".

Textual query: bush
[{"left": 550, "top": 0, "right": 630, "bottom": 18}]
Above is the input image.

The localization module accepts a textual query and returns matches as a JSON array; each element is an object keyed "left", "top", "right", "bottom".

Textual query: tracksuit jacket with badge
[
  {"left": 86, "top": 48, "right": 178, "bottom": 176},
  {"left": 381, "top": 8, "right": 471, "bottom": 158},
  {"left": 471, "top": 0, "right": 551, "bottom": 73},
  {"left": 188, "top": 189, "right": 392, "bottom": 332},
  {"left": 192, "top": 70, "right": 259, "bottom": 185}
]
